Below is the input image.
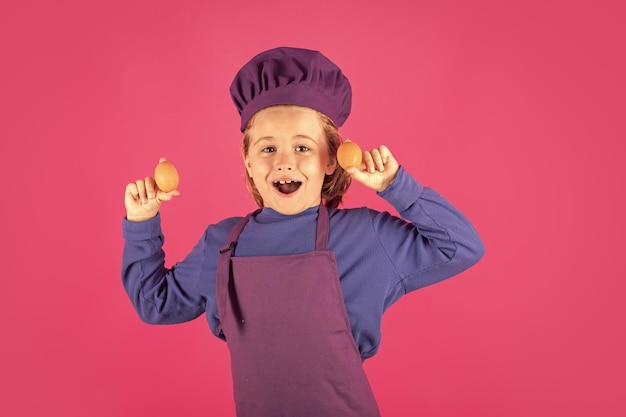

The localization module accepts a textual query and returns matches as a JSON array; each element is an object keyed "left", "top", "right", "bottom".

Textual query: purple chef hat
[{"left": 230, "top": 47, "right": 352, "bottom": 131}]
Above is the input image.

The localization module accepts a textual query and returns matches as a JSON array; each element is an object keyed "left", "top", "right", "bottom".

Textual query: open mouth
[{"left": 273, "top": 180, "right": 302, "bottom": 194}]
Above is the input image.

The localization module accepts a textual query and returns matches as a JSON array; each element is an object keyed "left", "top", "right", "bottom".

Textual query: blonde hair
[{"left": 241, "top": 105, "right": 352, "bottom": 209}]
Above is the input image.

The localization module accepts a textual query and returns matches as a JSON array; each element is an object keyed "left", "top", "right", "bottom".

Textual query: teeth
[{"left": 275, "top": 180, "right": 295, "bottom": 184}]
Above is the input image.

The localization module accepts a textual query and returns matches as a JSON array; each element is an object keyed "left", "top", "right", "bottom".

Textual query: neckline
[
  {"left": 222, "top": 204, "right": 329, "bottom": 252},
  {"left": 255, "top": 205, "right": 319, "bottom": 222}
]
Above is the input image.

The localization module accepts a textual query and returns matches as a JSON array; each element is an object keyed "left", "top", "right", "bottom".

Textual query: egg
[
  {"left": 337, "top": 141, "right": 362, "bottom": 169},
  {"left": 154, "top": 160, "right": 179, "bottom": 192}
]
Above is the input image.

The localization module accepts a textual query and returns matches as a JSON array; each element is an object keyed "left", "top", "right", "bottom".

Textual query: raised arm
[
  {"left": 121, "top": 161, "right": 205, "bottom": 324},
  {"left": 347, "top": 144, "right": 484, "bottom": 293}
]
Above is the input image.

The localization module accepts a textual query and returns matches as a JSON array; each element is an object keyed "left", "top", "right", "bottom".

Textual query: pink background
[{"left": 1, "top": 0, "right": 625, "bottom": 416}]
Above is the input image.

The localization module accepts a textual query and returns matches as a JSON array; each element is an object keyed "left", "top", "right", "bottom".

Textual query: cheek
[
  {"left": 305, "top": 159, "right": 329, "bottom": 181},
  {"left": 315, "top": 155, "right": 333, "bottom": 173}
]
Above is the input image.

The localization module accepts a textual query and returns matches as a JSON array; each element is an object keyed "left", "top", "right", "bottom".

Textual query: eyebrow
[{"left": 253, "top": 135, "right": 318, "bottom": 146}]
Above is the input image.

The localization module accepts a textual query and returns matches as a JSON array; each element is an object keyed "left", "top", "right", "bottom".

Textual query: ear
[
  {"left": 325, "top": 156, "right": 337, "bottom": 176},
  {"left": 244, "top": 155, "right": 253, "bottom": 177}
]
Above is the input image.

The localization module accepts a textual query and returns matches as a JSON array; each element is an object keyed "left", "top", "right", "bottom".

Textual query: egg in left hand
[
  {"left": 337, "top": 141, "right": 362, "bottom": 169},
  {"left": 154, "top": 160, "right": 179, "bottom": 192}
]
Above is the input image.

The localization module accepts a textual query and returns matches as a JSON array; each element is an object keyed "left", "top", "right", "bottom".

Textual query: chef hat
[{"left": 230, "top": 46, "right": 352, "bottom": 131}]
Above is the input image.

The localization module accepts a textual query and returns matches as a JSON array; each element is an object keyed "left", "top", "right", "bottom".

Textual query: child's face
[{"left": 245, "top": 106, "right": 337, "bottom": 215}]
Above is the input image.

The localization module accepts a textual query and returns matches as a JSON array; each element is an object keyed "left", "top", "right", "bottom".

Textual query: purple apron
[{"left": 216, "top": 204, "right": 381, "bottom": 417}]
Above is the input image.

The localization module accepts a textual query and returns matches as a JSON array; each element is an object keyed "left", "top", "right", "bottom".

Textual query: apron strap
[
  {"left": 216, "top": 210, "right": 259, "bottom": 337},
  {"left": 315, "top": 204, "right": 330, "bottom": 251},
  {"left": 220, "top": 210, "right": 260, "bottom": 254}
]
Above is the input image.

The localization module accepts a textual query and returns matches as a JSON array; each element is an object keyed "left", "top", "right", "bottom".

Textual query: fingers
[
  {"left": 156, "top": 189, "right": 180, "bottom": 202},
  {"left": 134, "top": 177, "right": 153, "bottom": 204},
  {"left": 344, "top": 144, "right": 399, "bottom": 192},
  {"left": 144, "top": 177, "right": 157, "bottom": 200},
  {"left": 126, "top": 177, "right": 163, "bottom": 205},
  {"left": 361, "top": 145, "right": 393, "bottom": 173},
  {"left": 125, "top": 182, "right": 141, "bottom": 205}
]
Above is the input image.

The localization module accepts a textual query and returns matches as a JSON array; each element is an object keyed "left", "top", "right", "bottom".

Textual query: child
[{"left": 122, "top": 47, "right": 484, "bottom": 417}]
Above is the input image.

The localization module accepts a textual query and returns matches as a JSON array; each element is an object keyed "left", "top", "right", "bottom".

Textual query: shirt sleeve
[
  {"left": 375, "top": 166, "right": 485, "bottom": 294},
  {"left": 121, "top": 214, "right": 207, "bottom": 324}
]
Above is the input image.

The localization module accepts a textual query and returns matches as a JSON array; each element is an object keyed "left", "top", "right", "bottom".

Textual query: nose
[{"left": 275, "top": 151, "right": 294, "bottom": 171}]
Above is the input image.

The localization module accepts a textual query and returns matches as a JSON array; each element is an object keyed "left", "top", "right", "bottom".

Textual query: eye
[
  {"left": 295, "top": 145, "right": 310, "bottom": 152},
  {"left": 261, "top": 146, "right": 276, "bottom": 153}
]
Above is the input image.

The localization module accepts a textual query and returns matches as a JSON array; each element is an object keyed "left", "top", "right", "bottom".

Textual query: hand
[
  {"left": 124, "top": 158, "right": 180, "bottom": 222},
  {"left": 345, "top": 145, "right": 399, "bottom": 192}
]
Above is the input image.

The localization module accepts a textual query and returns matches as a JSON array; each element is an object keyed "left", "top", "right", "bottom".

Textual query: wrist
[
  {"left": 126, "top": 213, "right": 157, "bottom": 222},
  {"left": 377, "top": 176, "right": 396, "bottom": 192}
]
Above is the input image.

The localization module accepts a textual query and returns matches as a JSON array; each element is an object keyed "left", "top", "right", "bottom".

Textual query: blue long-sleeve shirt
[{"left": 122, "top": 167, "right": 484, "bottom": 360}]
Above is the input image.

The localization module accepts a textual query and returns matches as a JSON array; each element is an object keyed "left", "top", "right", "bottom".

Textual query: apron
[{"left": 216, "top": 204, "right": 381, "bottom": 417}]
